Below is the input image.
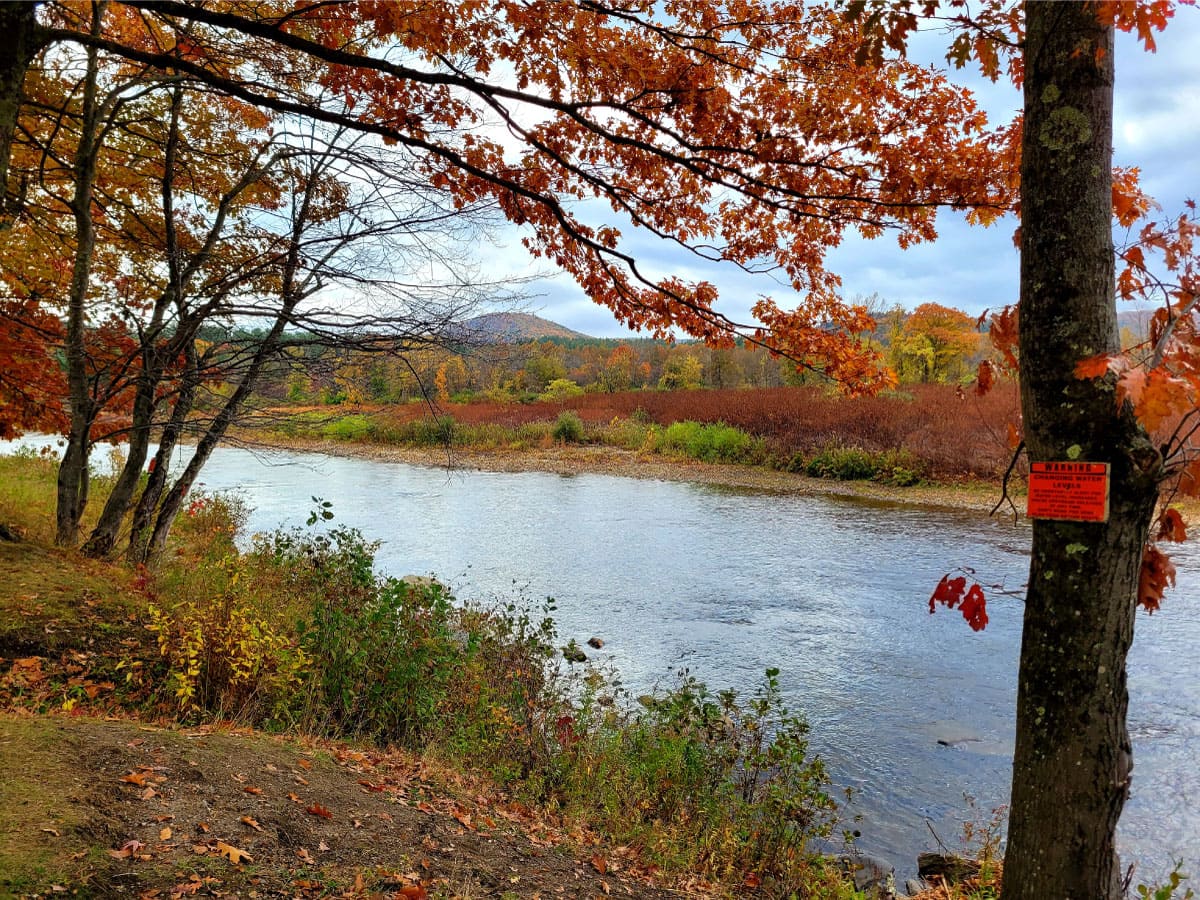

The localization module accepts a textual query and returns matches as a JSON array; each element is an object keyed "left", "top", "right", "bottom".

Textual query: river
[{"left": 8, "top": 439, "right": 1200, "bottom": 884}]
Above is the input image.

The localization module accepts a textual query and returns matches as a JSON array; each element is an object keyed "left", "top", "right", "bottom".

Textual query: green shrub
[
  {"left": 549, "top": 668, "right": 839, "bottom": 892},
  {"left": 551, "top": 410, "right": 586, "bottom": 443},
  {"left": 321, "top": 414, "right": 372, "bottom": 440},
  {"left": 656, "top": 420, "right": 757, "bottom": 463},
  {"left": 804, "top": 446, "right": 877, "bottom": 480},
  {"left": 596, "top": 416, "right": 654, "bottom": 450},
  {"left": 799, "top": 445, "right": 925, "bottom": 484}
]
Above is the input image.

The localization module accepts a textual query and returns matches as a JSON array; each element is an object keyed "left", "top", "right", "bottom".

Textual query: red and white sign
[{"left": 1027, "top": 461, "right": 1110, "bottom": 523}]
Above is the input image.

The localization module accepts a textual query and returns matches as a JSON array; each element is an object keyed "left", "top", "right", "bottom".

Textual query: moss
[
  {"left": 0, "top": 717, "right": 95, "bottom": 892},
  {"left": 1039, "top": 105, "right": 1092, "bottom": 150}
]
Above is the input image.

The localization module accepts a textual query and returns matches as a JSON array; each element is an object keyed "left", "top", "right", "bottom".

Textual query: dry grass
[{"left": 368, "top": 382, "right": 1022, "bottom": 480}]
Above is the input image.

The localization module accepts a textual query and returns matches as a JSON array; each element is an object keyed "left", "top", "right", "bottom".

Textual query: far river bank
[{"left": 240, "top": 433, "right": 1014, "bottom": 514}]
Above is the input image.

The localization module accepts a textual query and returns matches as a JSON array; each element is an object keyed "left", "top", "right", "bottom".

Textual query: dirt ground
[{"left": 0, "top": 715, "right": 694, "bottom": 899}]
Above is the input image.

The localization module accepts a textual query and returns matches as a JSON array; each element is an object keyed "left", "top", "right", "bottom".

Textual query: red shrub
[{"left": 375, "top": 383, "right": 1021, "bottom": 480}]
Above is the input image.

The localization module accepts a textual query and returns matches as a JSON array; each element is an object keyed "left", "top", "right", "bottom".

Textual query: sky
[{"left": 474, "top": 7, "right": 1200, "bottom": 338}]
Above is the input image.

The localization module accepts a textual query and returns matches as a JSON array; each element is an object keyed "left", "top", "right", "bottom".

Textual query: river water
[{"left": 7, "top": 439, "right": 1199, "bottom": 882}]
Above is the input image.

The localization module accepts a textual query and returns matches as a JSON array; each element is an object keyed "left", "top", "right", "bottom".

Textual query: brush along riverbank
[{"left": 0, "top": 453, "right": 868, "bottom": 899}]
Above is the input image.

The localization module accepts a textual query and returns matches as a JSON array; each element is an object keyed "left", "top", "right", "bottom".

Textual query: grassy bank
[
  {"left": 0, "top": 453, "right": 862, "bottom": 898},
  {"left": 258, "top": 382, "right": 1023, "bottom": 488}
]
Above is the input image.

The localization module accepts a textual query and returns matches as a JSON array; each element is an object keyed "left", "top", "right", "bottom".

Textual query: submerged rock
[{"left": 838, "top": 853, "right": 896, "bottom": 897}]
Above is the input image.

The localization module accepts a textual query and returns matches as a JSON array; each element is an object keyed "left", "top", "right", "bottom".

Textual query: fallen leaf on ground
[
  {"left": 159, "top": 826, "right": 172, "bottom": 841},
  {"left": 216, "top": 841, "right": 252, "bottom": 865},
  {"left": 108, "top": 839, "right": 145, "bottom": 859},
  {"left": 240, "top": 816, "right": 262, "bottom": 832},
  {"left": 306, "top": 803, "right": 333, "bottom": 819},
  {"left": 242, "top": 786, "right": 263, "bottom": 796},
  {"left": 590, "top": 855, "right": 607, "bottom": 875}
]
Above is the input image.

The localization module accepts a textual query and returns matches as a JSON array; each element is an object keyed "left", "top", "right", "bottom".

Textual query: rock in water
[{"left": 838, "top": 854, "right": 896, "bottom": 897}]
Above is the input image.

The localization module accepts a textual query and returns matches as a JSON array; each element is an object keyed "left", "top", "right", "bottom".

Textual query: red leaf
[
  {"left": 974, "top": 359, "right": 994, "bottom": 396},
  {"left": 930, "top": 574, "right": 988, "bottom": 631},
  {"left": 1138, "top": 545, "right": 1176, "bottom": 613},
  {"left": 959, "top": 584, "right": 989, "bottom": 632},
  {"left": 1157, "top": 508, "right": 1188, "bottom": 543},
  {"left": 306, "top": 803, "right": 333, "bottom": 819},
  {"left": 929, "top": 575, "right": 967, "bottom": 613}
]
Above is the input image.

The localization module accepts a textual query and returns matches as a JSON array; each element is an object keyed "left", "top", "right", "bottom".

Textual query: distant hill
[{"left": 455, "top": 312, "right": 590, "bottom": 342}]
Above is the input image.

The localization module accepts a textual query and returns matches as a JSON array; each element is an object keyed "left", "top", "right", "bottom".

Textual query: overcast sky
[{"left": 479, "top": 8, "right": 1200, "bottom": 338}]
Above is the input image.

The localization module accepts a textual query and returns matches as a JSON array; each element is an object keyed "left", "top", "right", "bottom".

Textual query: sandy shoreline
[{"left": 237, "top": 434, "right": 1011, "bottom": 515}]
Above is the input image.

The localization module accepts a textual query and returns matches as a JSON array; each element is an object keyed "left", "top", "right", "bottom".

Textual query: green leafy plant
[{"left": 551, "top": 410, "right": 586, "bottom": 443}]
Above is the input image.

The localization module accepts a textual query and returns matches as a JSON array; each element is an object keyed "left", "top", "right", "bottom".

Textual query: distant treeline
[{"left": 247, "top": 300, "right": 1050, "bottom": 406}]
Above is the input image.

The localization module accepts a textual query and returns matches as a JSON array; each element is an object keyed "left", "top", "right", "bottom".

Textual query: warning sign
[{"left": 1027, "top": 461, "right": 1110, "bottom": 523}]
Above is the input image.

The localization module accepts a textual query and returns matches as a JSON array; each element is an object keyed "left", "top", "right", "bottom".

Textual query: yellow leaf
[{"left": 216, "top": 841, "right": 253, "bottom": 865}]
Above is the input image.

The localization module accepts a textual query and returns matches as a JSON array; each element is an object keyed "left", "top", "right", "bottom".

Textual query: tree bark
[
  {"left": 0, "top": 2, "right": 40, "bottom": 225},
  {"left": 55, "top": 5, "right": 105, "bottom": 546},
  {"left": 1002, "top": 5, "right": 1162, "bottom": 899},
  {"left": 127, "top": 344, "right": 197, "bottom": 565}
]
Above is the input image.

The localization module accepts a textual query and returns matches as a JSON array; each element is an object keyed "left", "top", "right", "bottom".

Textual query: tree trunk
[
  {"left": 1002, "top": 5, "right": 1162, "bottom": 898},
  {"left": 82, "top": 379, "right": 155, "bottom": 557},
  {"left": 127, "top": 346, "right": 197, "bottom": 565},
  {"left": 143, "top": 307, "right": 294, "bottom": 567},
  {"left": 0, "top": 2, "right": 39, "bottom": 224},
  {"left": 55, "top": 4, "right": 104, "bottom": 547}
]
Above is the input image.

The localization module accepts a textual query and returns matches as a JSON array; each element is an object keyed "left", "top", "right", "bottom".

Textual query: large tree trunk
[{"left": 1002, "top": 5, "right": 1162, "bottom": 899}]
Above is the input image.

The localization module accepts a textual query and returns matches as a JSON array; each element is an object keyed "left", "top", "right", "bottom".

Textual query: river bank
[{"left": 239, "top": 433, "right": 1012, "bottom": 515}]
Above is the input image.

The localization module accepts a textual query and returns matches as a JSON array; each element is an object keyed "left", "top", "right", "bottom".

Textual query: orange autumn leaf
[
  {"left": 1074, "top": 354, "right": 1114, "bottom": 380},
  {"left": 306, "top": 803, "right": 333, "bottom": 819},
  {"left": 1006, "top": 421, "right": 1023, "bottom": 450},
  {"left": 1138, "top": 545, "right": 1176, "bottom": 614},
  {"left": 216, "top": 841, "right": 253, "bottom": 865}
]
